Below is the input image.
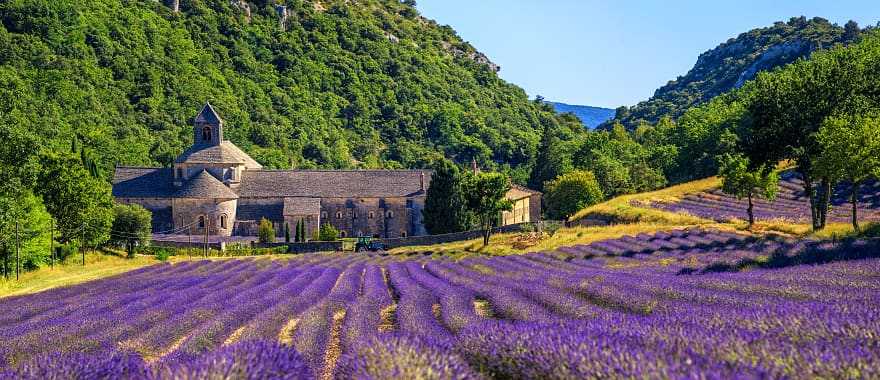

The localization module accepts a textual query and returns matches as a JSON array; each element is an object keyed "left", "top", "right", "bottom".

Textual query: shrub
[
  {"left": 543, "top": 170, "right": 604, "bottom": 220},
  {"left": 155, "top": 248, "right": 171, "bottom": 261},
  {"left": 318, "top": 223, "right": 339, "bottom": 241},
  {"left": 258, "top": 218, "right": 275, "bottom": 244}
]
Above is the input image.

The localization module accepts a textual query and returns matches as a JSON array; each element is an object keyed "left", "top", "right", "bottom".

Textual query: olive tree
[{"left": 717, "top": 153, "right": 779, "bottom": 228}]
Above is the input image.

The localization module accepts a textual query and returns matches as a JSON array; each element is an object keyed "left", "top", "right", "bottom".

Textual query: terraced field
[
  {"left": 1, "top": 229, "right": 879, "bottom": 379},
  {"left": 647, "top": 173, "right": 880, "bottom": 223}
]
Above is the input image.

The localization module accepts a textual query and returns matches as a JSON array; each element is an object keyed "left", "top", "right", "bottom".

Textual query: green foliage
[
  {"left": 154, "top": 248, "right": 171, "bottom": 262},
  {"left": 0, "top": 0, "right": 557, "bottom": 174},
  {"left": 110, "top": 203, "right": 152, "bottom": 258},
  {"left": 36, "top": 153, "right": 114, "bottom": 246},
  {"left": 718, "top": 154, "right": 779, "bottom": 227},
  {"left": 284, "top": 222, "right": 291, "bottom": 243},
  {"left": 422, "top": 159, "right": 473, "bottom": 234},
  {"left": 815, "top": 113, "right": 880, "bottom": 231},
  {"left": 257, "top": 218, "right": 275, "bottom": 244},
  {"left": 543, "top": 170, "right": 604, "bottom": 220},
  {"left": 318, "top": 223, "right": 340, "bottom": 242},
  {"left": 608, "top": 17, "right": 858, "bottom": 129},
  {"left": 574, "top": 124, "right": 666, "bottom": 197},
  {"left": 463, "top": 172, "right": 513, "bottom": 246},
  {"left": 296, "top": 218, "right": 306, "bottom": 243}
]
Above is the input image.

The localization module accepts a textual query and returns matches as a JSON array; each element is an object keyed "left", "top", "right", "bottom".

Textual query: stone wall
[
  {"left": 320, "top": 196, "right": 425, "bottom": 239},
  {"left": 283, "top": 214, "right": 320, "bottom": 240},
  {"left": 380, "top": 223, "right": 527, "bottom": 249},
  {"left": 172, "top": 198, "right": 238, "bottom": 237}
]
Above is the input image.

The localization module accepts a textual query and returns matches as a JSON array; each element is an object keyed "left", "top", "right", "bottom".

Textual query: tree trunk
[
  {"left": 819, "top": 178, "right": 832, "bottom": 229},
  {"left": 852, "top": 181, "right": 860, "bottom": 233},
  {"left": 747, "top": 192, "right": 755, "bottom": 229},
  {"left": 482, "top": 217, "right": 491, "bottom": 247},
  {"left": 803, "top": 172, "right": 819, "bottom": 231}
]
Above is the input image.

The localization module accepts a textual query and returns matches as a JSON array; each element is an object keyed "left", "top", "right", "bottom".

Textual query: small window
[
  {"left": 401, "top": 231, "right": 408, "bottom": 238},
  {"left": 321, "top": 211, "right": 328, "bottom": 220},
  {"left": 306, "top": 215, "right": 312, "bottom": 222},
  {"left": 340, "top": 230, "right": 347, "bottom": 238},
  {"left": 369, "top": 211, "right": 375, "bottom": 219},
  {"left": 198, "top": 215, "right": 205, "bottom": 228},
  {"left": 386, "top": 211, "right": 394, "bottom": 219},
  {"left": 176, "top": 168, "right": 184, "bottom": 179},
  {"left": 202, "top": 126, "right": 211, "bottom": 141},
  {"left": 353, "top": 212, "right": 358, "bottom": 220},
  {"left": 220, "top": 214, "right": 228, "bottom": 229},
  {"left": 336, "top": 212, "right": 343, "bottom": 219}
]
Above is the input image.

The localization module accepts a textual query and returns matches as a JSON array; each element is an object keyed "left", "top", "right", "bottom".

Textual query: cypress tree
[
  {"left": 284, "top": 222, "right": 291, "bottom": 243},
  {"left": 422, "top": 159, "right": 473, "bottom": 234},
  {"left": 298, "top": 218, "right": 306, "bottom": 242}
]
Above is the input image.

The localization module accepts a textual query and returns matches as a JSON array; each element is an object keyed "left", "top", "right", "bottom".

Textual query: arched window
[
  {"left": 198, "top": 215, "right": 205, "bottom": 228},
  {"left": 401, "top": 231, "right": 408, "bottom": 238},
  {"left": 336, "top": 211, "right": 343, "bottom": 219},
  {"left": 306, "top": 215, "right": 312, "bottom": 222},
  {"left": 202, "top": 126, "right": 211, "bottom": 141},
  {"left": 339, "top": 230, "right": 347, "bottom": 238},
  {"left": 220, "top": 214, "right": 228, "bottom": 229},
  {"left": 369, "top": 211, "right": 375, "bottom": 219},
  {"left": 176, "top": 167, "right": 184, "bottom": 179},
  {"left": 386, "top": 211, "right": 394, "bottom": 219},
  {"left": 321, "top": 211, "right": 328, "bottom": 220}
]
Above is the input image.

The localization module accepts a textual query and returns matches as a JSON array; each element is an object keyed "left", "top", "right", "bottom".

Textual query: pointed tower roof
[
  {"left": 176, "top": 170, "right": 239, "bottom": 199},
  {"left": 194, "top": 102, "right": 223, "bottom": 125}
]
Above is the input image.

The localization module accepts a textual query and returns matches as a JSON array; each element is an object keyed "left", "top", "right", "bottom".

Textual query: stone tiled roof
[
  {"left": 237, "top": 203, "right": 284, "bottom": 222},
  {"left": 508, "top": 184, "right": 542, "bottom": 200},
  {"left": 174, "top": 141, "right": 263, "bottom": 169},
  {"left": 195, "top": 103, "right": 223, "bottom": 125},
  {"left": 112, "top": 167, "right": 177, "bottom": 198},
  {"left": 176, "top": 170, "right": 239, "bottom": 199},
  {"left": 237, "top": 170, "right": 430, "bottom": 198},
  {"left": 283, "top": 197, "right": 322, "bottom": 216}
]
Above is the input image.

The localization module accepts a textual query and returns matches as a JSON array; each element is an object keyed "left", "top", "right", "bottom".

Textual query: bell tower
[{"left": 194, "top": 102, "right": 223, "bottom": 146}]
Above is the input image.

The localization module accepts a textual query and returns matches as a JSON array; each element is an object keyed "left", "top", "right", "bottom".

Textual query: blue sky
[{"left": 417, "top": 1, "right": 880, "bottom": 109}]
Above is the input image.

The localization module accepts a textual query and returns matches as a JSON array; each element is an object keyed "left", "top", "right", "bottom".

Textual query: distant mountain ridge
[
  {"left": 548, "top": 102, "right": 615, "bottom": 129},
  {"left": 606, "top": 16, "right": 864, "bottom": 129}
]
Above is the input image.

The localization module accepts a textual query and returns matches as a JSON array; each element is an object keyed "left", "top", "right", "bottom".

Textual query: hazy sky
[{"left": 417, "top": 1, "right": 880, "bottom": 109}]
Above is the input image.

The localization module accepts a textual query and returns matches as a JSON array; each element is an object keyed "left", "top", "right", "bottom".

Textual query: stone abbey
[{"left": 112, "top": 104, "right": 541, "bottom": 239}]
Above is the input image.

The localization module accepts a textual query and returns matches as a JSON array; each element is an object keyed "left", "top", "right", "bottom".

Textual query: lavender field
[
  {"left": 649, "top": 173, "right": 880, "bottom": 223},
  {"left": 1, "top": 229, "right": 879, "bottom": 379}
]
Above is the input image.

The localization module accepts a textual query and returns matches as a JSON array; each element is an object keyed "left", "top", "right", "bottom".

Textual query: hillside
[
  {"left": 548, "top": 101, "right": 614, "bottom": 129},
  {"left": 0, "top": 0, "right": 564, "bottom": 174},
  {"left": 606, "top": 16, "right": 861, "bottom": 129}
]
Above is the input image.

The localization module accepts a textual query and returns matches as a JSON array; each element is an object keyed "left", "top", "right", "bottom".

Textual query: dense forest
[
  {"left": 605, "top": 17, "right": 865, "bottom": 129},
  {"left": 0, "top": 0, "right": 580, "bottom": 179}
]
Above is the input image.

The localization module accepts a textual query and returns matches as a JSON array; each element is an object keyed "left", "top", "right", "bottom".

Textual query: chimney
[{"left": 420, "top": 172, "right": 426, "bottom": 192}]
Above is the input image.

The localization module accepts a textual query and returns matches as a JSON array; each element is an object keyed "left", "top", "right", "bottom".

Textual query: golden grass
[
  {"left": 0, "top": 252, "right": 160, "bottom": 298},
  {"left": 569, "top": 176, "right": 721, "bottom": 224}
]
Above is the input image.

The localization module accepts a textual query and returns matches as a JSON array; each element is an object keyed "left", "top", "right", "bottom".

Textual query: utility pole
[
  {"left": 204, "top": 214, "right": 209, "bottom": 258},
  {"left": 15, "top": 221, "right": 20, "bottom": 281},
  {"left": 49, "top": 220, "right": 54, "bottom": 268},
  {"left": 81, "top": 221, "right": 86, "bottom": 266}
]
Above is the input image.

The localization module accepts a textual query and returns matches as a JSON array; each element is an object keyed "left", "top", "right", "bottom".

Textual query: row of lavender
[
  {"left": 1, "top": 229, "right": 879, "bottom": 379},
  {"left": 648, "top": 173, "right": 880, "bottom": 223}
]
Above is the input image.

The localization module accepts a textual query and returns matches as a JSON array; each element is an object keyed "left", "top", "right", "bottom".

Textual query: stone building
[
  {"left": 502, "top": 184, "right": 542, "bottom": 226},
  {"left": 113, "top": 103, "right": 429, "bottom": 239}
]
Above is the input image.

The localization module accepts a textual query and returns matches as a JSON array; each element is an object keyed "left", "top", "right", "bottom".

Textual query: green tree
[
  {"left": 464, "top": 172, "right": 513, "bottom": 246},
  {"left": 284, "top": 222, "right": 291, "bottom": 243},
  {"left": 814, "top": 114, "right": 880, "bottom": 232},
  {"left": 543, "top": 171, "right": 605, "bottom": 220},
  {"left": 258, "top": 218, "right": 275, "bottom": 244},
  {"left": 319, "top": 223, "right": 340, "bottom": 241},
  {"left": 297, "top": 219, "right": 306, "bottom": 242},
  {"left": 37, "top": 153, "right": 114, "bottom": 247},
  {"left": 717, "top": 154, "right": 779, "bottom": 228},
  {"left": 110, "top": 204, "right": 152, "bottom": 258},
  {"left": 422, "top": 160, "right": 473, "bottom": 234}
]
